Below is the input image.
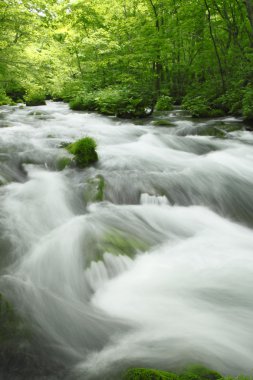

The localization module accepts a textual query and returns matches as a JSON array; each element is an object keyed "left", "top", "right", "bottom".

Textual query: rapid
[{"left": 0, "top": 102, "right": 253, "bottom": 379}]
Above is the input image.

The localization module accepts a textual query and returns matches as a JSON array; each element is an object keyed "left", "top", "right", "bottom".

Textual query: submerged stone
[
  {"left": 84, "top": 175, "right": 105, "bottom": 203},
  {"left": 56, "top": 156, "right": 72, "bottom": 171},
  {"left": 153, "top": 119, "right": 175, "bottom": 127}
]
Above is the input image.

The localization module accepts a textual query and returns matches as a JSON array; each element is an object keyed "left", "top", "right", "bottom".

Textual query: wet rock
[{"left": 153, "top": 119, "right": 175, "bottom": 127}]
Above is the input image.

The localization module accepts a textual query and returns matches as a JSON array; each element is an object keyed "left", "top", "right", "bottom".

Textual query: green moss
[
  {"left": 197, "top": 123, "right": 243, "bottom": 137},
  {"left": 124, "top": 368, "right": 179, "bottom": 380},
  {"left": 66, "top": 137, "right": 98, "bottom": 168},
  {"left": 197, "top": 126, "right": 226, "bottom": 138},
  {"left": 124, "top": 366, "right": 222, "bottom": 380},
  {"left": 180, "top": 365, "right": 222, "bottom": 380},
  {"left": 101, "top": 229, "right": 148, "bottom": 258},
  {"left": 153, "top": 119, "right": 175, "bottom": 127}
]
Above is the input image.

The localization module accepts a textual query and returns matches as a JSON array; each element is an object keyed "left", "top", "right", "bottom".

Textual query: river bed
[{"left": 0, "top": 102, "right": 253, "bottom": 379}]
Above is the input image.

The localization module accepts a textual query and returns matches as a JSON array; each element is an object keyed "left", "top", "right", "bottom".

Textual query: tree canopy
[{"left": 1, "top": 0, "right": 253, "bottom": 119}]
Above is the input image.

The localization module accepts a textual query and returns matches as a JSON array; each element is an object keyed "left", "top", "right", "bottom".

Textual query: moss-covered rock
[
  {"left": 101, "top": 229, "right": 148, "bottom": 258},
  {"left": 196, "top": 123, "right": 243, "bottom": 137},
  {"left": 124, "top": 366, "right": 222, "bottom": 380},
  {"left": 124, "top": 368, "right": 179, "bottom": 380},
  {"left": 180, "top": 365, "right": 222, "bottom": 380},
  {"left": 153, "top": 119, "right": 175, "bottom": 127},
  {"left": 66, "top": 137, "right": 98, "bottom": 168},
  {"left": 28, "top": 110, "right": 51, "bottom": 119}
]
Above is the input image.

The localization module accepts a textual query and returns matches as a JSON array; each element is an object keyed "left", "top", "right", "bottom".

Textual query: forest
[{"left": 1, "top": 0, "right": 253, "bottom": 120}]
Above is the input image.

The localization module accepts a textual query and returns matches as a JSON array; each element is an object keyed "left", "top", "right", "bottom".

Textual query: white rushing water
[{"left": 0, "top": 102, "right": 253, "bottom": 379}]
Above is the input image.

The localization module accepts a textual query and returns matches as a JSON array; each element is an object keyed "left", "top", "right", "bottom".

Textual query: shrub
[
  {"left": 0, "top": 88, "right": 12, "bottom": 105},
  {"left": 69, "top": 93, "right": 97, "bottom": 111},
  {"left": 242, "top": 86, "right": 253, "bottom": 122},
  {"left": 182, "top": 96, "right": 211, "bottom": 118},
  {"left": 24, "top": 86, "right": 46, "bottom": 106},
  {"left": 95, "top": 86, "right": 152, "bottom": 118},
  {"left": 182, "top": 94, "right": 226, "bottom": 118},
  {"left": 5, "top": 82, "right": 26, "bottom": 102},
  {"left": 66, "top": 137, "right": 98, "bottom": 168},
  {"left": 155, "top": 95, "right": 173, "bottom": 111}
]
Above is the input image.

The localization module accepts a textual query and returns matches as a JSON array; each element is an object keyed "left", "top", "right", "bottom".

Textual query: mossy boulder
[
  {"left": 28, "top": 110, "right": 51, "bottom": 119},
  {"left": 124, "top": 368, "right": 179, "bottom": 380},
  {"left": 153, "top": 119, "right": 175, "bottom": 127},
  {"left": 66, "top": 137, "right": 98, "bottom": 168},
  {"left": 101, "top": 229, "right": 148, "bottom": 258},
  {"left": 124, "top": 366, "right": 222, "bottom": 380},
  {"left": 180, "top": 365, "right": 222, "bottom": 380},
  {"left": 196, "top": 123, "right": 243, "bottom": 137}
]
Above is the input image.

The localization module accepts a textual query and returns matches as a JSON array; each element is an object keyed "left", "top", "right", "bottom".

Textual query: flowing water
[{"left": 0, "top": 102, "right": 253, "bottom": 379}]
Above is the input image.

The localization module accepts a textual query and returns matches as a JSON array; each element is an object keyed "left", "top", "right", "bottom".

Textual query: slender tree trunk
[
  {"left": 243, "top": 0, "right": 253, "bottom": 45},
  {"left": 204, "top": 0, "right": 226, "bottom": 92}
]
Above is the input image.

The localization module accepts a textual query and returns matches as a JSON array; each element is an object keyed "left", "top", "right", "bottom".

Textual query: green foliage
[
  {"left": 69, "top": 93, "right": 97, "bottom": 111},
  {"left": 182, "top": 95, "right": 225, "bottom": 118},
  {"left": 155, "top": 96, "right": 173, "bottom": 111},
  {"left": 124, "top": 368, "right": 179, "bottom": 380},
  {"left": 0, "top": 89, "right": 12, "bottom": 106},
  {"left": 95, "top": 86, "right": 151, "bottom": 118},
  {"left": 66, "top": 137, "right": 98, "bottom": 168},
  {"left": 24, "top": 87, "right": 46, "bottom": 106},
  {"left": 124, "top": 366, "right": 222, "bottom": 380},
  {"left": 242, "top": 86, "right": 253, "bottom": 122}
]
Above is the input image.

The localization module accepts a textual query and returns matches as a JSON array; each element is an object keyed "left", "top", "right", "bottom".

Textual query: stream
[{"left": 0, "top": 102, "right": 253, "bottom": 379}]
